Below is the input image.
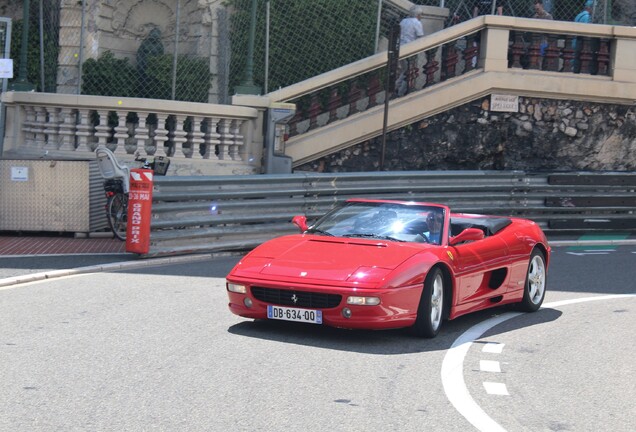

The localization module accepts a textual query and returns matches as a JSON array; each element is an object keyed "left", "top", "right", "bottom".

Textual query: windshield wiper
[
  {"left": 306, "top": 228, "right": 334, "bottom": 236},
  {"left": 343, "top": 233, "right": 405, "bottom": 242}
]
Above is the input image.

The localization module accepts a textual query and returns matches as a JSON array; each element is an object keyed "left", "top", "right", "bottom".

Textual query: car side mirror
[
  {"left": 449, "top": 228, "right": 485, "bottom": 246},
  {"left": 292, "top": 215, "right": 308, "bottom": 232}
]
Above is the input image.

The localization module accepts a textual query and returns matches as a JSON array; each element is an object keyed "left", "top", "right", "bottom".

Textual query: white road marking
[
  {"left": 566, "top": 252, "right": 609, "bottom": 256},
  {"left": 441, "top": 294, "right": 636, "bottom": 432},
  {"left": 482, "top": 342, "right": 505, "bottom": 354},
  {"left": 480, "top": 360, "right": 501, "bottom": 373},
  {"left": 483, "top": 382, "right": 509, "bottom": 396}
]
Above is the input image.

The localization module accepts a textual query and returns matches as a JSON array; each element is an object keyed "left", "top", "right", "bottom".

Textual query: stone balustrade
[{"left": 1, "top": 92, "right": 263, "bottom": 175}]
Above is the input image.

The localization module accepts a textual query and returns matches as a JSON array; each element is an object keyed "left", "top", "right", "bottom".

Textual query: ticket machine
[{"left": 264, "top": 102, "right": 296, "bottom": 174}]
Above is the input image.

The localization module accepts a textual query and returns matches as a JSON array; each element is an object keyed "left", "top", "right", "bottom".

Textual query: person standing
[
  {"left": 473, "top": 0, "right": 503, "bottom": 18},
  {"left": 533, "top": 0, "right": 553, "bottom": 58},
  {"left": 396, "top": 6, "right": 425, "bottom": 96},
  {"left": 575, "top": 0, "right": 594, "bottom": 23},
  {"left": 533, "top": 0, "right": 553, "bottom": 20}
]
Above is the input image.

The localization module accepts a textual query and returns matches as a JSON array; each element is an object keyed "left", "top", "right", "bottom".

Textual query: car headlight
[
  {"left": 347, "top": 296, "right": 380, "bottom": 306},
  {"left": 227, "top": 282, "right": 247, "bottom": 294}
]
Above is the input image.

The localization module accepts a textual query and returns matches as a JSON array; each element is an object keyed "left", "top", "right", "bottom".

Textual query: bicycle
[{"left": 96, "top": 147, "right": 170, "bottom": 241}]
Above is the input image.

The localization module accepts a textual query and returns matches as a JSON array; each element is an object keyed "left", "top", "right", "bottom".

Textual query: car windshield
[{"left": 309, "top": 202, "right": 445, "bottom": 245}]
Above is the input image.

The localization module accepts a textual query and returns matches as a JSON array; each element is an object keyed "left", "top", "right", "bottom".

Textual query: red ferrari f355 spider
[{"left": 226, "top": 199, "right": 550, "bottom": 337}]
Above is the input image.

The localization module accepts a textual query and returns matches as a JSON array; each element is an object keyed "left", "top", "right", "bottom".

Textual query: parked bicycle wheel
[{"left": 107, "top": 192, "right": 128, "bottom": 241}]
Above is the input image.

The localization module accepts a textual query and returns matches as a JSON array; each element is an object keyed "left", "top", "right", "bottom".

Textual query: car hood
[{"left": 232, "top": 234, "right": 426, "bottom": 282}]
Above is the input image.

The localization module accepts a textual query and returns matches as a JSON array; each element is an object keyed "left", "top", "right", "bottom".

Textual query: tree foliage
[{"left": 9, "top": 19, "right": 58, "bottom": 92}]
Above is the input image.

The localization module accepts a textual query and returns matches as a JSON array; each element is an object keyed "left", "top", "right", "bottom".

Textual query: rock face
[{"left": 297, "top": 97, "right": 636, "bottom": 173}]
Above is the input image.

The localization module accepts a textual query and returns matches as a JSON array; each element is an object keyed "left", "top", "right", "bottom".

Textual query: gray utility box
[{"left": 0, "top": 159, "right": 108, "bottom": 233}]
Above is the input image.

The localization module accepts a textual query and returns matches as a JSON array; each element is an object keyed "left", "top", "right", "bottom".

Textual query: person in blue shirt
[{"left": 575, "top": 0, "right": 594, "bottom": 23}]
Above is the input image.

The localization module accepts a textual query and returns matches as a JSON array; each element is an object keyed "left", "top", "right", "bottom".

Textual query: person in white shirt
[{"left": 396, "top": 6, "right": 425, "bottom": 96}]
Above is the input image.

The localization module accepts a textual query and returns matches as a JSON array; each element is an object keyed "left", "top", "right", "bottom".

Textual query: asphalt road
[{"left": 0, "top": 246, "right": 634, "bottom": 432}]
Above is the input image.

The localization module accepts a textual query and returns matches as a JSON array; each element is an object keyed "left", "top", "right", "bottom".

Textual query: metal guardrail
[{"left": 144, "top": 171, "right": 636, "bottom": 257}]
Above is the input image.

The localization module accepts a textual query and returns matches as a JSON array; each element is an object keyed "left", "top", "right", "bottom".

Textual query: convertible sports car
[{"left": 226, "top": 199, "right": 550, "bottom": 338}]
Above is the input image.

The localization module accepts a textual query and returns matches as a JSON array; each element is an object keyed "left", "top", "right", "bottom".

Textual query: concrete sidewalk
[{"left": 0, "top": 233, "right": 126, "bottom": 256}]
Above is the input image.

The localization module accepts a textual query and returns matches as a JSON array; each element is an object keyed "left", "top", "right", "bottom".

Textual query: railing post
[
  {"left": 527, "top": 33, "right": 542, "bottom": 70},
  {"left": 113, "top": 111, "right": 129, "bottom": 150},
  {"left": 543, "top": 34, "right": 560, "bottom": 72},
  {"left": 423, "top": 47, "right": 440, "bottom": 88},
  {"left": 202, "top": 117, "right": 221, "bottom": 160},
  {"left": 153, "top": 114, "right": 170, "bottom": 156},
  {"left": 441, "top": 40, "right": 459, "bottom": 81},
  {"left": 509, "top": 31, "right": 525, "bottom": 69},
  {"left": 135, "top": 112, "right": 150, "bottom": 155},
  {"left": 562, "top": 36, "right": 575, "bottom": 73},
  {"left": 43, "top": 107, "right": 60, "bottom": 149},
  {"left": 480, "top": 27, "right": 510, "bottom": 72},
  {"left": 610, "top": 32, "right": 636, "bottom": 83},
  {"left": 596, "top": 38, "right": 610, "bottom": 76},
  {"left": 57, "top": 108, "right": 76, "bottom": 151}
]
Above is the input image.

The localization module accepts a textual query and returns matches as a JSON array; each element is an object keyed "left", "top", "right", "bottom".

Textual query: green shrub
[
  {"left": 82, "top": 51, "right": 136, "bottom": 97},
  {"left": 143, "top": 55, "right": 212, "bottom": 102}
]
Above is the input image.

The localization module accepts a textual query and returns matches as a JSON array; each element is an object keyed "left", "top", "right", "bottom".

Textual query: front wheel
[
  {"left": 106, "top": 193, "right": 128, "bottom": 241},
  {"left": 411, "top": 267, "right": 445, "bottom": 338},
  {"left": 517, "top": 249, "right": 547, "bottom": 312}
]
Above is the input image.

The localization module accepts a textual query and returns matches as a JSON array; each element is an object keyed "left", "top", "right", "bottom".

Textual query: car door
[{"left": 451, "top": 234, "right": 510, "bottom": 306}]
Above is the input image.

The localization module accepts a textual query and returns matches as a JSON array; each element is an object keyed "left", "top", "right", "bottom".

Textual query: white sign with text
[
  {"left": 490, "top": 94, "right": 519, "bottom": 112},
  {"left": 0, "top": 59, "right": 13, "bottom": 78}
]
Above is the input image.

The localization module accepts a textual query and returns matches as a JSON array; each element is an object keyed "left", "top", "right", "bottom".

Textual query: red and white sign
[{"left": 125, "top": 169, "right": 153, "bottom": 254}]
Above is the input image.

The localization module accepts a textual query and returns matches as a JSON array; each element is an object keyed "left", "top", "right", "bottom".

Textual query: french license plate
[{"left": 267, "top": 305, "right": 323, "bottom": 324}]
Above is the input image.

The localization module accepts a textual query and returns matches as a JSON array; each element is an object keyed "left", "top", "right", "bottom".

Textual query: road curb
[{"left": 0, "top": 253, "right": 218, "bottom": 289}]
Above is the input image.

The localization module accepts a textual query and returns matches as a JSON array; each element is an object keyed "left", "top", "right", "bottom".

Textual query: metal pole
[
  {"left": 77, "top": 0, "right": 86, "bottom": 94},
  {"left": 171, "top": 0, "right": 181, "bottom": 100},
  {"left": 10, "top": 0, "right": 35, "bottom": 91},
  {"left": 264, "top": 0, "right": 269, "bottom": 94},
  {"left": 39, "top": 0, "right": 44, "bottom": 91},
  {"left": 0, "top": 18, "right": 13, "bottom": 156},
  {"left": 234, "top": 0, "right": 261, "bottom": 94},
  {"left": 380, "top": 23, "right": 400, "bottom": 171},
  {"left": 374, "top": 0, "right": 383, "bottom": 54},
  {"left": 245, "top": 0, "right": 256, "bottom": 86}
]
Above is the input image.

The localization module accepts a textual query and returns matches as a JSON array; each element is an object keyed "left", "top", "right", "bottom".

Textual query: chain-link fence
[
  {"left": 3, "top": 0, "right": 634, "bottom": 105},
  {"left": 415, "top": 0, "right": 625, "bottom": 25}
]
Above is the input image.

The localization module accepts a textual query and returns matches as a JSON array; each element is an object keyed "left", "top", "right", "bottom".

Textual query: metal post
[
  {"left": 10, "top": 0, "right": 35, "bottom": 91},
  {"left": 171, "top": 0, "right": 181, "bottom": 100},
  {"left": 0, "top": 18, "right": 13, "bottom": 156},
  {"left": 374, "top": 0, "right": 383, "bottom": 54},
  {"left": 380, "top": 23, "right": 400, "bottom": 171},
  {"left": 234, "top": 0, "right": 261, "bottom": 94},
  {"left": 264, "top": 0, "right": 269, "bottom": 94},
  {"left": 77, "top": 0, "right": 86, "bottom": 94},
  {"left": 39, "top": 0, "right": 44, "bottom": 91}
]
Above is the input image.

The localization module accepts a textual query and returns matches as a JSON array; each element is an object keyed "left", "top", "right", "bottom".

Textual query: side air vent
[{"left": 488, "top": 268, "right": 508, "bottom": 289}]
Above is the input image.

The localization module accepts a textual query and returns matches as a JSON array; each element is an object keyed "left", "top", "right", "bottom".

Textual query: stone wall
[{"left": 297, "top": 97, "right": 636, "bottom": 172}]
